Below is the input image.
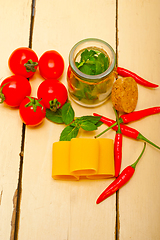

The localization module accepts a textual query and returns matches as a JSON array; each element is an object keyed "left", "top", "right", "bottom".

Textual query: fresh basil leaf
[
  {"left": 69, "top": 121, "right": 77, "bottom": 127},
  {"left": 78, "top": 115, "right": 101, "bottom": 124},
  {"left": 97, "top": 52, "right": 106, "bottom": 63},
  {"left": 80, "top": 49, "right": 96, "bottom": 62},
  {"left": 76, "top": 49, "right": 109, "bottom": 76},
  {"left": 95, "top": 61, "right": 103, "bottom": 75},
  {"left": 74, "top": 89, "right": 86, "bottom": 100},
  {"left": 79, "top": 64, "right": 93, "bottom": 75},
  {"left": 62, "top": 102, "right": 75, "bottom": 125},
  {"left": 80, "top": 49, "right": 89, "bottom": 62},
  {"left": 86, "top": 56, "right": 96, "bottom": 64},
  {"left": 74, "top": 81, "right": 97, "bottom": 101},
  {"left": 80, "top": 121, "right": 97, "bottom": 131},
  {"left": 103, "top": 55, "right": 109, "bottom": 70},
  {"left": 85, "top": 89, "right": 98, "bottom": 100},
  {"left": 95, "top": 120, "right": 103, "bottom": 127},
  {"left": 60, "top": 125, "right": 80, "bottom": 141},
  {"left": 75, "top": 62, "right": 79, "bottom": 68},
  {"left": 46, "top": 109, "right": 64, "bottom": 123},
  {"left": 99, "top": 53, "right": 109, "bottom": 71}
]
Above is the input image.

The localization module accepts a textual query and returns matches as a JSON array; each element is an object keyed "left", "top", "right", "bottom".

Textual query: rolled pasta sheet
[
  {"left": 52, "top": 141, "right": 79, "bottom": 180},
  {"left": 52, "top": 138, "right": 115, "bottom": 180},
  {"left": 87, "top": 138, "right": 115, "bottom": 179},
  {"left": 70, "top": 138, "right": 99, "bottom": 176}
]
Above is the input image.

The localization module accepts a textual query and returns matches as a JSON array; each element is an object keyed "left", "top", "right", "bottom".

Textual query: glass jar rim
[{"left": 69, "top": 38, "right": 116, "bottom": 81}]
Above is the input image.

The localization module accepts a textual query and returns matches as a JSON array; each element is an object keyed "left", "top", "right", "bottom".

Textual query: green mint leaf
[
  {"left": 62, "top": 102, "right": 75, "bottom": 125},
  {"left": 80, "top": 121, "right": 97, "bottom": 131},
  {"left": 60, "top": 125, "right": 80, "bottom": 141},
  {"left": 46, "top": 108, "right": 64, "bottom": 123}
]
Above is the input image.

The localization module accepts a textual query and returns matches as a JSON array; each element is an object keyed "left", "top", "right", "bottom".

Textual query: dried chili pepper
[
  {"left": 117, "top": 67, "right": 159, "bottom": 88},
  {"left": 94, "top": 106, "right": 160, "bottom": 134},
  {"left": 113, "top": 108, "right": 122, "bottom": 177},
  {"left": 93, "top": 113, "right": 160, "bottom": 150},
  {"left": 96, "top": 143, "right": 146, "bottom": 204}
]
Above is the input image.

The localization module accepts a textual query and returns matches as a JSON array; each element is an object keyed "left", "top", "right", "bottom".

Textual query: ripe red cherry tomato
[
  {"left": 19, "top": 97, "right": 46, "bottom": 126},
  {"left": 8, "top": 47, "right": 38, "bottom": 78},
  {"left": 0, "top": 75, "right": 31, "bottom": 107},
  {"left": 38, "top": 50, "right": 64, "bottom": 79},
  {"left": 37, "top": 79, "right": 68, "bottom": 111}
]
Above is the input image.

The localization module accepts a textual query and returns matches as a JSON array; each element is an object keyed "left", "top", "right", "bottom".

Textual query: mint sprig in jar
[{"left": 67, "top": 38, "right": 116, "bottom": 107}]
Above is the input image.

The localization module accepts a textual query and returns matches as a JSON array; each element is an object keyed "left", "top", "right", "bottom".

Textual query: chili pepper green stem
[
  {"left": 96, "top": 142, "right": 146, "bottom": 204},
  {"left": 94, "top": 122, "right": 117, "bottom": 138},
  {"left": 131, "top": 142, "right": 146, "bottom": 169},
  {"left": 113, "top": 107, "right": 121, "bottom": 134},
  {"left": 137, "top": 133, "right": 160, "bottom": 150}
]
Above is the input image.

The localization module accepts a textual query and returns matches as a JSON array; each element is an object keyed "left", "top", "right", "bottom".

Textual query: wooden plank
[
  {"left": 118, "top": 0, "right": 160, "bottom": 239},
  {"left": 18, "top": 0, "right": 117, "bottom": 239},
  {"left": 0, "top": 1, "right": 32, "bottom": 239}
]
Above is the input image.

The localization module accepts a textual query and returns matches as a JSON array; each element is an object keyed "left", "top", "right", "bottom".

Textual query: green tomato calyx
[
  {"left": 0, "top": 82, "right": 11, "bottom": 104},
  {"left": 49, "top": 99, "right": 61, "bottom": 112},
  {"left": 25, "top": 96, "right": 44, "bottom": 112},
  {"left": 24, "top": 59, "right": 38, "bottom": 73}
]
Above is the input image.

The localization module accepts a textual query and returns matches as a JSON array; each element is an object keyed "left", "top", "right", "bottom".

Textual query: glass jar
[{"left": 67, "top": 38, "right": 116, "bottom": 107}]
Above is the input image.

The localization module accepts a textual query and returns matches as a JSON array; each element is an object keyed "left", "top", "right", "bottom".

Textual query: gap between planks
[
  {"left": 10, "top": 0, "right": 120, "bottom": 239},
  {"left": 10, "top": 0, "right": 36, "bottom": 239},
  {"left": 115, "top": 0, "right": 120, "bottom": 240}
]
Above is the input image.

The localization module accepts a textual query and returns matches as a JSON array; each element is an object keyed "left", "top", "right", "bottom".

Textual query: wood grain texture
[
  {"left": 118, "top": 0, "right": 160, "bottom": 239},
  {"left": 0, "top": 1, "right": 32, "bottom": 239},
  {"left": 0, "top": 0, "right": 159, "bottom": 239},
  {"left": 18, "top": 0, "right": 117, "bottom": 240}
]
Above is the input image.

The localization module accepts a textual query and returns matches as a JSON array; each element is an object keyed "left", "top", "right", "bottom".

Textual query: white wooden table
[{"left": 0, "top": 1, "right": 160, "bottom": 239}]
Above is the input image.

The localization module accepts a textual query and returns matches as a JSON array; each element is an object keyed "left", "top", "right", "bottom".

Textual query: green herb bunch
[
  {"left": 46, "top": 102, "right": 102, "bottom": 141},
  {"left": 75, "top": 49, "right": 109, "bottom": 76},
  {"left": 68, "top": 49, "right": 111, "bottom": 103}
]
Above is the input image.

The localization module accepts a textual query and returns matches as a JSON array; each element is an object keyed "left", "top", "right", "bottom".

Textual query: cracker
[{"left": 111, "top": 77, "right": 138, "bottom": 113}]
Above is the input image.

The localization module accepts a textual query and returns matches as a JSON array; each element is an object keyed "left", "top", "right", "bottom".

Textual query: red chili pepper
[
  {"left": 117, "top": 67, "right": 159, "bottom": 88},
  {"left": 113, "top": 108, "right": 122, "bottom": 177},
  {"left": 93, "top": 113, "right": 160, "bottom": 150},
  {"left": 96, "top": 143, "right": 146, "bottom": 204},
  {"left": 95, "top": 106, "right": 160, "bottom": 132},
  {"left": 120, "top": 106, "right": 160, "bottom": 123}
]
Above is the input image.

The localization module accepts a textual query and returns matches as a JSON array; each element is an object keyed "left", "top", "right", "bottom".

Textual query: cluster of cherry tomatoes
[{"left": 0, "top": 47, "right": 68, "bottom": 126}]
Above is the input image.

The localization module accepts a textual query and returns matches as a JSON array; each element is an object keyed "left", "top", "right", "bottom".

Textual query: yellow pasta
[{"left": 52, "top": 138, "right": 115, "bottom": 180}]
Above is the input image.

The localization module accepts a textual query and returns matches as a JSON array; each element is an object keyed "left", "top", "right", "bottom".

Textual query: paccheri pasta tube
[{"left": 52, "top": 138, "right": 115, "bottom": 180}]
